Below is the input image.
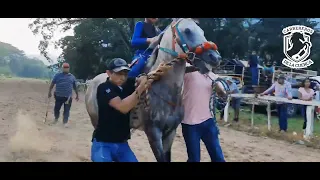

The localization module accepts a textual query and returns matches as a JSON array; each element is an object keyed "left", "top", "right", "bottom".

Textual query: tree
[
  {"left": 30, "top": 18, "right": 320, "bottom": 78},
  {"left": 251, "top": 18, "right": 319, "bottom": 66}
]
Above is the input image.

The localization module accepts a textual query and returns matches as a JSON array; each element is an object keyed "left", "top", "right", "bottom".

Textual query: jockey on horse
[{"left": 128, "top": 18, "right": 161, "bottom": 78}]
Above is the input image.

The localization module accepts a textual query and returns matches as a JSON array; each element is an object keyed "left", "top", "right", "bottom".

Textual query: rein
[
  {"left": 158, "top": 19, "right": 218, "bottom": 65},
  {"left": 209, "top": 77, "right": 230, "bottom": 118}
]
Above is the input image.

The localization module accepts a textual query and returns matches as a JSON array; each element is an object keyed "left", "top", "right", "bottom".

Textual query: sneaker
[
  {"left": 279, "top": 130, "right": 286, "bottom": 134},
  {"left": 233, "top": 118, "right": 239, "bottom": 123},
  {"left": 63, "top": 123, "right": 69, "bottom": 128}
]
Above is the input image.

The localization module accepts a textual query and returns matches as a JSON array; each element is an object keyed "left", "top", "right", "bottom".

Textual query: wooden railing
[{"left": 224, "top": 93, "right": 320, "bottom": 139}]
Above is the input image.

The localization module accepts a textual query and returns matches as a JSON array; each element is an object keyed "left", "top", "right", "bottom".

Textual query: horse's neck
[{"left": 151, "top": 29, "right": 186, "bottom": 89}]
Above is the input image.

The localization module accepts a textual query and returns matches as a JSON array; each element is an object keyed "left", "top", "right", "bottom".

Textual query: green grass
[
  {"left": 219, "top": 107, "right": 320, "bottom": 146},
  {"left": 237, "top": 109, "right": 320, "bottom": 135}
]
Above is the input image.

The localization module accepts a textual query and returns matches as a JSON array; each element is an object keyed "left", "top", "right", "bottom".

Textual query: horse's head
[{"left": 158, "top": 18, "right": 222, "bottom": 74}]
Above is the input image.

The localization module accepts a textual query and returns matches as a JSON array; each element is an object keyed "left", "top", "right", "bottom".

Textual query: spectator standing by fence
[
  {"left": 222, "top": 77, "right": 241, "bottom": 123},
  {"left": 262, "top": 53, "right": 276, "bottom": 81},
  {"left": 248, "top": 51, "right": 259, "bottom": 86},
  {"left": 298, "top": 78, "right": 315, "bottom": 134},
  {"left": 259, "top": 75, "right": 292, "bottom": 133},
  {"left": 48, "top": 63, "right": 79, "bottom": 128}
]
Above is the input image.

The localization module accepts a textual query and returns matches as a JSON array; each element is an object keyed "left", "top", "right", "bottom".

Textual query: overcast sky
[{"left": 0, "top": 18, "right": 73, "bottom": 63}]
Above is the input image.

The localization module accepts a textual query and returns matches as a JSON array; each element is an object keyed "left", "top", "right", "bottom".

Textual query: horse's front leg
[
  {"left": 162, "top": 129, "right": 177, "bottom": 162},
  {"left": 145, "top": 126, "right": 166, "bottom": 162}
]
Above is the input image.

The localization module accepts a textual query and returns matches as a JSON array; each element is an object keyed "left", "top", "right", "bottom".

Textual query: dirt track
[{"left": 1, "top": 78, "right": 320, "bottom": 162}]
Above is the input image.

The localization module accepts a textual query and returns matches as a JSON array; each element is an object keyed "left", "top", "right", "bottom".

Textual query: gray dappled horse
[{"left": 85, "top": 18, "right": 225, "bottom": 162}]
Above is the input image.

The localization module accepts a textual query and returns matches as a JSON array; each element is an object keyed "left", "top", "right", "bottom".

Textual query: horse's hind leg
[
  {"left": 145, "top": 126, "right": 166, "bottom": 162},
  {"left": 162, "top": 129, "right": 176, "bottom": 162}
]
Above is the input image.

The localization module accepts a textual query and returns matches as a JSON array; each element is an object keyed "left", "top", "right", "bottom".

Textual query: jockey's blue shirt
[{"left": 128, "top": 21, "right": 161, "bottom": 78}]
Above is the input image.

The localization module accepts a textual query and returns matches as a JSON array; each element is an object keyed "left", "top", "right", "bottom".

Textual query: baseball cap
[
  {"left": 62, "top": 63, "right": 70, "bottom": 68},
  {"left": 107, "top": 58, "right": 131, "bottom": 72}
]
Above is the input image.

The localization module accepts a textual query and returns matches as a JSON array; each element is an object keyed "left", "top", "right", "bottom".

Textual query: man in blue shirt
[
  {"left": 129, "top": 18, "right": 161, "bottom": 78},
  {"left": 219, "top": 77, "right": 241, "bottom": 123},
  {"left": 48, "top": 63, "right": 79, "bottom": 127},
  {"left": 227, "top": 77, "right": 241, "bottom": 122},
  {"left": 248, "top": 51, "right": 259, "bottom": 86}
]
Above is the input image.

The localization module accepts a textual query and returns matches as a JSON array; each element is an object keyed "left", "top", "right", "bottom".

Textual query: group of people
[
  {"left": 47, "top": 18, "right": 320, "bottom": 162},
  {"left": 259, "top": 75, "right": 318, "bottom": 133},
  {"left": 245, "top": 50, "right": 318, "bottom": 133},
  {"left": 48, "top": 18, "right": 226, "bottom": 162}
]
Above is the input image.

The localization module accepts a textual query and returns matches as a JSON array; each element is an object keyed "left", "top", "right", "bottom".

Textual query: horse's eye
[{"left": 184, "top": 28, "right": 191, "bottom": 35}]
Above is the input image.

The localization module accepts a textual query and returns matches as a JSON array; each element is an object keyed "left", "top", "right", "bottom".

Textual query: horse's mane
[
  {"left": 144, "top": 19, "right": 176, "bottom": 73},
  {"left": 144, "top": 18, "right": 196, "bottom": 73}
]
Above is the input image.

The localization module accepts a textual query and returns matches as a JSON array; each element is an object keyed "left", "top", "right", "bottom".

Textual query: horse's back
[{"left": 85, "top": 73, "right": 109, "bottom": 122}]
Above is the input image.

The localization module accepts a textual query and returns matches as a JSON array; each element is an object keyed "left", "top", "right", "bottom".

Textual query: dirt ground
[{"left": 2, "top": 78, "right": 320, "bottom": 162}]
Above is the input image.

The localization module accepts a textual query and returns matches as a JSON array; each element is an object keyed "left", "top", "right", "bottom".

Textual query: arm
[
  {"left": 298, "top": 91, "right": 303, "bottom": 100},
  {"left": 230, "top": 89, "right": 238, "bottom": 94},
  {"left": 48, "top": 83, "right": 54, "bottom": 96},
  {"left": 261, "top": 83, "right": 276, "bottom": 95},
  {"left": 72, "top": 78, "right": 79, "bottom": 99},
  {"left": 109, "top": 76, "right": 148, "bottom": 114},
  {"left": 131, "top": 22, "right": 151, "bottom": 47},
  {"left": 48, "top": 74, "right": 58, "bottom": 97},
  {"left": 285, "top": 83, "right": 293, "bottom": 99}
]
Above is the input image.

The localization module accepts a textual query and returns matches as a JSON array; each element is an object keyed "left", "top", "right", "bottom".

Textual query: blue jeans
[
  {"left": 91, "top": 139, "right": 138, "bottom": 162},
  {"left": 54, "top": 95, "right": 72, "bottom": 124},
  {"left": 128, "top": 51, "right": 152, "bottom": 78},
  {"left": 181, "top": 118, "right": 225, "bottom": 162},
  {"left": 232, "top": 98, "right": 241, "bottom": 109},
  {"left": 277, "top": 104, "right": 288, "bottom": 131},
  {"left": 250, "top": 67, "right": 259, "bottom": 85},
  {"left": 302, "top": 105, "right": 307, "bottom": 130}
]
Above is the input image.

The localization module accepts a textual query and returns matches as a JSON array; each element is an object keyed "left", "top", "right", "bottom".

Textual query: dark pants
[
  {"left": 91, "top": 139, "right": 138, "bottom": 162},
  {"left": 302, "top": 105, "right": 307, "bottom": 130},
  {"left": 250, "top": 66, "right": 259, "bottom": 85},
  {"left": 220, "top": 98, "right": 240, "bottom": 121},
  {"left": 181, "top": 118, "right": 225, "bottom": 162},
  {"left": 277, "top": 104, "right": 288, "bottom": 131},
  {"left": 54, "top": 95, "right": 72, "bottom": 124}
]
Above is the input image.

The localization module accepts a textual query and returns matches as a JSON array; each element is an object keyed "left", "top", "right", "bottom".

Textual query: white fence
[{"left": 224, "top": 93, "right": 320, "bottom": 139}]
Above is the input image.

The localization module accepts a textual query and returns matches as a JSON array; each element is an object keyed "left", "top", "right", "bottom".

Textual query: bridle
[
  {"left": 146, "top": 18, "right": 221, "bottom": 108},
  {"left": 158, "top": 18, "right": 219, "bottom": 65}
]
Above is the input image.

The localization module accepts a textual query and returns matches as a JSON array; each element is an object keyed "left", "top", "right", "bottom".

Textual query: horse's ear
[
  {"left": 191, "top": 18, "right": 200, "bottom": 24},
  {"left": 171, "top": 18, "right": 179, "bottom": 22}
]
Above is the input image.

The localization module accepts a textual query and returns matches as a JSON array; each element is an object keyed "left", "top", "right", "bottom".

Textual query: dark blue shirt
[
  {"left": 249, "top": 55, "right": 258, "bottom": 67},
  {"left": 52, "top": 72, "right": 76, "bottom": 97},
  {"left": 94, "top": 77, "right": 136, "bottom": 143}
]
